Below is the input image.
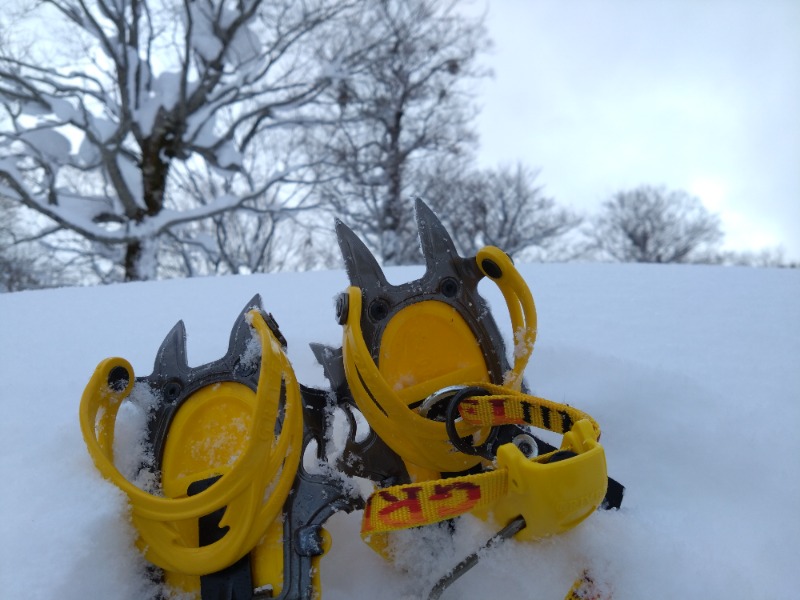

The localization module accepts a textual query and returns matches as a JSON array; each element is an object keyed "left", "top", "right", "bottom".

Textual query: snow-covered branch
[{"left": 0, "top": 0, "right": 362, "bottom": 280}]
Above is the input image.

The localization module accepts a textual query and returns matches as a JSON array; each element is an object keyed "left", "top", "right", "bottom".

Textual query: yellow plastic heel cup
[
  {"left": 79, "top": 311, "right": 302, "bottom": 593},
  {"left": 341, "top": 246, "right": 539, "bottom": 476}
]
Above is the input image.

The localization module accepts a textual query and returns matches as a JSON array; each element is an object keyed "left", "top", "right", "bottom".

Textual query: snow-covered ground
[{"left": 1, "top": 263, "right": 797, "bottom": 599}]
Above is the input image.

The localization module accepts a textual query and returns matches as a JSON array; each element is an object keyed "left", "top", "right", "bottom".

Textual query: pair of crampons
[{"left": 80, "top": 200, "right": 623, "bottom": 600}]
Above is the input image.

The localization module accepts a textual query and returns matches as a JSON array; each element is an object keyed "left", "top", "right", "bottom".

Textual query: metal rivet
[
  {"left": 440, "top": 277, "right": 459, "bottom": 298},
  {"left": 368, "top": 298, "right": 390, "bottom": 322},
  {"left": 335, "top": 293, "right": 349, "bottom": 325}
]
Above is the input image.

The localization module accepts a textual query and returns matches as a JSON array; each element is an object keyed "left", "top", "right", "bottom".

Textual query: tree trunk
[
  {"left": 382, "top": 109, "right": 405, "bottom": 266},
  {"left": 124, "top": 240, "right": 142, "bottom": 281},
  {"left": 122, "top": 131, "right": 172, "bottom": 281}
]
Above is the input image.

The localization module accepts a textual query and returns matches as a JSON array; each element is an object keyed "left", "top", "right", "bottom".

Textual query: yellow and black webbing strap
[
  {"left": 564, "top": 570, "right": 609, "bottom": 600},
  {"left": 455, "top": 382, "right": 601, "bottom": 439},
  {"left": 360, "top": 385, "right": 602, "bottom": 542},
  {"left": 359, "top": 385, "right": 609, "bottom": 597},
  {"left": 362, "top": 469, "right": 507, "bottom": 539}
]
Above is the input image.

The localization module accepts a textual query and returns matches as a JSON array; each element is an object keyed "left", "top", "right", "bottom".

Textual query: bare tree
[
  {"left": 0, "top": 196, "right": 44, "bottom": 291},
  {"left": 587, "top": 185, "right": 723, "bottom": 264},
  {"left": 157, "top": 127, "right": 324, "bottom": 277},
  {"left": 0, "top": 0, "right": 358, "bottom": 282},
  {"left": 313, "top": 0, "right": 490, "bottom": 266},
  {"left": 714, "top": 247, "right": 795, "bottom": 268},
  {"left": 425, "top": 162, "right": 582, "bottom": 259}
]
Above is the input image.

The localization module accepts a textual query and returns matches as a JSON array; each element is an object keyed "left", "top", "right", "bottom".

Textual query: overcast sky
[{"left": 472, "top": 0, "right": 800, "bottom": 260}]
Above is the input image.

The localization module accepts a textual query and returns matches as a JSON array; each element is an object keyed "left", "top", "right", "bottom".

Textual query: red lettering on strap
[
  {"left": 376, "top": 486, "right": 425, "bottom": 527},
  {"left": 490, "top": 398, "right": 507, "bottom": 419},
  {"left": 429, "top": 481, "right": 482, "bottom": 518}
]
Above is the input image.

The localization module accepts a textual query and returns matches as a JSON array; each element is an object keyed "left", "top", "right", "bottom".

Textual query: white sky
[{"left": 473, "top": 0, "right": 800, "bottom": 259}]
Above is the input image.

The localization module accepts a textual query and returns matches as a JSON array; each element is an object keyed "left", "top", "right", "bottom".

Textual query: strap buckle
[{"left": 491, "top": 419, "right": 608, "bottom": 540}]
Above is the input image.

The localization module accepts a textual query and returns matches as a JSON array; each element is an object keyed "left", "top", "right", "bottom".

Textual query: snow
[
  {"left": 20, "top": 128, "right": 72, "bottom": 161},
  {"left": 76, "top": 134, "right": 101, "bottom": 166},
  {"left": 189, "top": 2, "right": 225, "bottom": 62},
  {"left": 214, "top": 139, "right": 244, "bottom": 170},
  {"left": 86, "top": 115, "right": 118, "bottom": 144},
  {"left": 115, "top": 154, "right": 145, "bottom": 208},
  {"left": 0, "top": 263, "right": 798, "bottom": 599}
]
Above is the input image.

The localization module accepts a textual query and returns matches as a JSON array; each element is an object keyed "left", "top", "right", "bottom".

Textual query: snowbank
[{"left": 1, "top": 263, "right": 797, "bottom": 599}]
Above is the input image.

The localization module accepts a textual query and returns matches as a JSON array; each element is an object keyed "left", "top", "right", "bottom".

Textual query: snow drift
[{"left": 0, "top": 263, "right": 797, "bottom": 599}]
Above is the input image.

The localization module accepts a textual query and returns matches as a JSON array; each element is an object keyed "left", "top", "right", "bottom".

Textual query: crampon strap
[
  {"left": 79, "top": 311, "right": 302, "bottom": 576},
  {"left": 361, "top": 384, "right": 607, "bottom": 546}
]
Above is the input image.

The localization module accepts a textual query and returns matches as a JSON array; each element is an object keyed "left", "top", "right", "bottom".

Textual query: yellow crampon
[
  {"left": 342, "top": 250, "right": 607, "bottom": 543},
  {"left": 331, "top": 200, "right": 620, "bottom": 600},
  {"left": 80, "top": 310, "right": 304, "bottom": 596},
  {"left": 340, "top": 246, "right": 537, "bottom": 475}
]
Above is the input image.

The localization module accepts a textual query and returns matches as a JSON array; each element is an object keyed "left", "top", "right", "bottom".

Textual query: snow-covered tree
[
  {"left": 713, "top": 246, "right": 795, "bottom": 269},
  {"left": 0, "top": 0, "right": 358, "bottom": 281},
  {"left": 424, "top": 162, "right": 583, "bottom": 259},
  {"left": 588, "top": 186, "right": 723, "bottom": 264},
  {"left": 156, "top": 127, "right": 326, "bottom": 277},
  {"left": 0, "top": 196, "right": 43, "bottom": 292},
  {"left": 313, "top": 0, "right": 490, "bottom": 266}
]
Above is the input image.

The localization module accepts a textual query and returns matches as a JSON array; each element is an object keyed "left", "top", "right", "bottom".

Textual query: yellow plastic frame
[
  {"left": 489, "top": 420, "right": 608, "bottom": 540},
  {"left": 79, "top": 311, "right": 302, "bottom": 577},
  {"left": 341, "top": 246, "right": 538, "bottom": 474}
]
